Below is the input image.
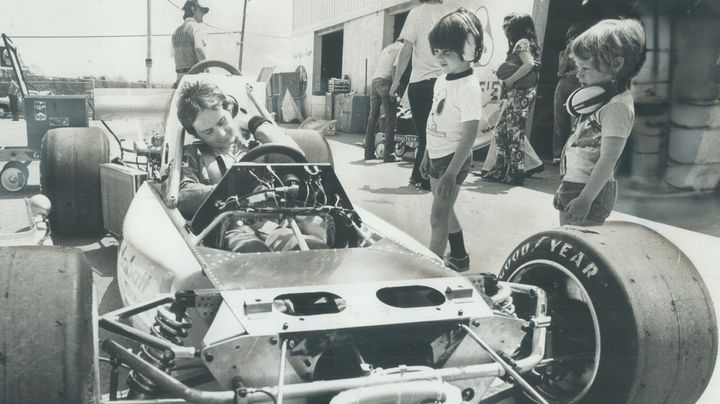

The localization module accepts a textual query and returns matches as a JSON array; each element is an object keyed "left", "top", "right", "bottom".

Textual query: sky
[{"left": 0, "top": 0, "right": 293, "bottom": 84}]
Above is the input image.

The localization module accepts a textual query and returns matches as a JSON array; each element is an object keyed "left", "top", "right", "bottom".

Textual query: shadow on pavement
[{"left": 359, "top": 184, "right": 431, "bottom": 196}]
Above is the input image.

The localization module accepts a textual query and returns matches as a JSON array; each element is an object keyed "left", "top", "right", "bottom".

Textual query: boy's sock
[{"left": 448, "top": 230, "right": 468, "bottom": 258}]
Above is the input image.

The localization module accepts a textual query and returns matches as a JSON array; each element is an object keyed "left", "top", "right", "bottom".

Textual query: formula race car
[{"left": 1, "top": 61, "right": 716, "bottom": 404}]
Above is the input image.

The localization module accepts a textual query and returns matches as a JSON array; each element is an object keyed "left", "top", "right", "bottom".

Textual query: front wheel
[
  {"left": 0, "top": 246, "right": 98, "bottom": 404},
  {"left": 500, "top": 222, "right": 717, "bottom": 404}
]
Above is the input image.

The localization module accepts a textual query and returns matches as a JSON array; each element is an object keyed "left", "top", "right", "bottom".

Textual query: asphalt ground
[{"left": 1, "top": 118, "right": 719, "bottom": 402}]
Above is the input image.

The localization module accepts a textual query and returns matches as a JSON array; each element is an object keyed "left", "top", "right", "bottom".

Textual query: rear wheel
[
  {"left": 40, "top": 127, "right": 110, "bottom": 236},
  {"left": 500, "top": 222, "right": 717, "bottom": 404},
  {"left": 0, "top": 161, "right": 29, "bottom": 192},
  {"left": 0, "top": 246, "right": 98, "bottom": 404}
]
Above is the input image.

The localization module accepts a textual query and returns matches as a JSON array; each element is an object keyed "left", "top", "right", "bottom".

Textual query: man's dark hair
[
  {"left": 177, "top": 81, "right": 225, "bottom": 135},
  {"left": 428, "top": 8, "right": 484, "bottom": 63}
]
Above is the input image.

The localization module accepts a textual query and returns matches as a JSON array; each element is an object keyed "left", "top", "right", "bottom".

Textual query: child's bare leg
[{"left": 428, "top": 176, "right": 461, "bottom": 257}]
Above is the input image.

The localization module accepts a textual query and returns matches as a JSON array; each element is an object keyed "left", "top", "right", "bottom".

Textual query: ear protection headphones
[
  {"left": 457, "top": 12, "right": 483, "bottom": 63},
  {"left": 565, "top": 82, "right": 622, "bottom": 118}
]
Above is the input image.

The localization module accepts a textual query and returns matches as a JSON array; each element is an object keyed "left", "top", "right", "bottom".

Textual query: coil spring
[
  {"left": 151, "top": 305, "right": 192, "bottom": 346},
  {"left": 126, "top": 305, "right": 192, "bottom": 399}
]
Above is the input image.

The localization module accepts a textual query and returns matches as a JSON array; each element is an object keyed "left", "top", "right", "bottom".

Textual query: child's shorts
[
  {"left": 553, "top": 180, "right": 617, "bottom": 226},
  {"left": 428, "top": 153, "right": 471, "bottom": 185}
]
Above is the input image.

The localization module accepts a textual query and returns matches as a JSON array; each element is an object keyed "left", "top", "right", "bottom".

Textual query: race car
[{"left": 0, "top": 61, "right": 716, "bottom": 404}]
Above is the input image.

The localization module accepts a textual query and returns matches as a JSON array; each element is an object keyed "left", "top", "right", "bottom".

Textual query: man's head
[
  {"left": 177, "top": 81, "right": 237, "bottom": 150},
  {"left": 182, "top": 0, "right": 209, "bottom": 21}
]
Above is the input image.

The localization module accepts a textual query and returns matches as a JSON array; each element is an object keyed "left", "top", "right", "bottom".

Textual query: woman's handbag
[{"left": 496, "top": 61, "right": 538, "bottom": 89}]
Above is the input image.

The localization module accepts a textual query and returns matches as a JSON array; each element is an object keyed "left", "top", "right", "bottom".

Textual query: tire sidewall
[{"left": 499, "top": 230, "right": 639, "bottom": 403}]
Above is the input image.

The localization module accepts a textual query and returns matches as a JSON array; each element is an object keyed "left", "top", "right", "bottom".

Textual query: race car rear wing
[{"left": 2, "top": 33, "right": 28, "bottom": 97}]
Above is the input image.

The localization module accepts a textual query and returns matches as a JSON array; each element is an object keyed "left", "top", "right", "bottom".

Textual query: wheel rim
[
  {"left": 394, "top": 143, "right": 406, "bottom": 157},
  {"left": 1, "top": 163, "right": 28, "bottom": 192},
  {"left": 507, "top": 259, "right": 601, "bottom": 404},
  {"left": 375, "top": 143, "right": 385, "bottom": 158}
]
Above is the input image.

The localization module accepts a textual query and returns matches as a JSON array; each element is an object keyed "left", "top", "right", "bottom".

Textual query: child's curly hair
[{"left": 570, "top": 18, "right": 646, "bottom": 89}]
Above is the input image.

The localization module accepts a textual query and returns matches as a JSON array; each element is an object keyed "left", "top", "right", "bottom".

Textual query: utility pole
[
  {"left": 146, "top": 0, "right": 153, "bottom": 88},
  {"left": 238, "top": 0, "right": 249, "bottom": 74}
]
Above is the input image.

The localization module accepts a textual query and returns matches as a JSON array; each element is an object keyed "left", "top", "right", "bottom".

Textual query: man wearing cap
[{"left": 172, "top": 0, "right": 210, "bottom": 86}]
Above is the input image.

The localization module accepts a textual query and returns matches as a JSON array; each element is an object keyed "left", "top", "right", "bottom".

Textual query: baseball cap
[{"left": 183, "top": 0, "right": 209, "bottom": 13}]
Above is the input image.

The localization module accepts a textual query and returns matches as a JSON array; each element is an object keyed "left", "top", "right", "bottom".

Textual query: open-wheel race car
[{"left": 1, "top": 62, "right": 717, "bottom": 404}]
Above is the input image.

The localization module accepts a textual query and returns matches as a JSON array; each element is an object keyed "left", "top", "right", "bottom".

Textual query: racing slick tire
[
  {"left": 0, "top": 246, "right": 98, "bottom": 404},
  {"left": 40, "top": 127, "right": 110, "bottom": 237},
  {"left": 499, "top": 221, "right": 717, "bottom": 404},
  {"left": 285, "top": 128, "right": 334, "bottom": 165}
]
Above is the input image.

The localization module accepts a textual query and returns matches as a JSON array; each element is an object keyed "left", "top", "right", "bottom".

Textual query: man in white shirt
[{"left": 390, "top": 0, "right": 450, "bottom": 190}]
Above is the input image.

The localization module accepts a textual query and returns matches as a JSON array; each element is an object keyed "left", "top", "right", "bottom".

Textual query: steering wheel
[
  {"left": 188, "top": 60, "right": 241, "bottom": 75},
  {"left": 239, "top": 144, "right": 308, "bottom": 163}
]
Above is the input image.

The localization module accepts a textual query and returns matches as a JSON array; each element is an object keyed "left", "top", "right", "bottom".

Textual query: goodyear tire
[
  {"left": 499, "top": 222, "right": 717, "bottom": 404},
  {"left": 285, "top": 128, "right": 333, "bottom": 165},
  {"left": 0, "top": 246, "right": 98, "bottom": 404},
  {"left": 40, "top": 127, "right": 110, "bottom": 236}
]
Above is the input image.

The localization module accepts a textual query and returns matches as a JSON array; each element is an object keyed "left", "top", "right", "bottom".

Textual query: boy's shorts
[
  {"left": 428, "top": 153, "right": 471, "bottom": 185},
  {"left": 553, "top": 180, "right": 617, "bottom": 226}
]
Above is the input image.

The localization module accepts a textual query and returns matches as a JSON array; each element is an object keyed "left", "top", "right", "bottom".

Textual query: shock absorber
[{"left": 126, "top": 304, "right": 192, "bottom": 399}]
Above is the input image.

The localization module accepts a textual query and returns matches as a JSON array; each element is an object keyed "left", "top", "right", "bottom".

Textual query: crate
[
  {"left": 334, "top": 94, "right": 369, "bottom": 133},
  {"left": 100, "top": 163, "right": 147, "bottom": 237},
  {"left": 328, "top": 78, "right": 351, "bottom": 93}
]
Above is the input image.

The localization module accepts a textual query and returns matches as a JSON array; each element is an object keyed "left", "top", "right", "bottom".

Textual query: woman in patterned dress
[{"left": 481, "top": 13, "right": 543, "bottom": 185}]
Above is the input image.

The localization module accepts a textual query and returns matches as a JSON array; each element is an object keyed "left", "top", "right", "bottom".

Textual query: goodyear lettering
[
  {"left": 569, "top": 251, "right": 585, "bottom": 268},
  {"left": 520, "top": 242, "right": 529, "bottom": 256},
  {"left": 559, "top": 242, "right": 572, "bottom": 258},
  {"left": 502, "top": 236, "right": 599, "bottom": 279},
  {"left": 533, "top": 236, "right": 549, "bottom": 250},
  {"left": 582, "top": 262, "right": 599, "bottom": 277}
]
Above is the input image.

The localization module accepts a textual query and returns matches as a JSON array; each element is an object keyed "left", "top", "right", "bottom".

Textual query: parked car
[{"left": 1, "top": 61, "right": 716, "bottom": 404}]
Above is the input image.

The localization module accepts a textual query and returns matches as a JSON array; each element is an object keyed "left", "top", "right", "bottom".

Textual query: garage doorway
[{"left": 313, "top": 29, "right": 343, "bottom": 95}]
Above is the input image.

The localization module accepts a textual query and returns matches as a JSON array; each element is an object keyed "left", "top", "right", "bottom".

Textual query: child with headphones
[
  {"left": 554, "top": 19, "right": 646, "bottom": 226},
  {"left": 420, "top": 8, "right": 484, "bottom": 272}
]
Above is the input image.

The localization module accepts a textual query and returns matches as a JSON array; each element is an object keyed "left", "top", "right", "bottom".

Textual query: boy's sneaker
[{"left": 444, "top": 254, "right": 470, "bottom": 272}]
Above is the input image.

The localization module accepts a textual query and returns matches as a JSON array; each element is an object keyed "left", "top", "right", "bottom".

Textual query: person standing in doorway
[
  {"left": 8, "top": 77, "right": 21, "bottom": 121},
  {"left": 172, "top": 0, "right": 210, "bottom": 87},
  {"left": 364, "top": 41, "right": 403, "bottom": 162},
  {"left": 391, "top": 0, "right": 450, "bottom": 191},
  {"left": 552, "top": 24, "right": 584, "bottom": 164}
]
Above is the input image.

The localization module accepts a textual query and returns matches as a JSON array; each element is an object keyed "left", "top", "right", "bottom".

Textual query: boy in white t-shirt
[{"left": 421, "top": 9, "right": 484, "bottom": 272}]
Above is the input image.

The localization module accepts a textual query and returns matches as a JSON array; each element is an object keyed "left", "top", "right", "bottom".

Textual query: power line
[{"left": 10, "top": 31, "right": 290, "bottom": 39}]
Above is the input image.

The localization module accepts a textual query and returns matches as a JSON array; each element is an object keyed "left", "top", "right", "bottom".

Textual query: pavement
[{"left": 1, "top": 118, "right": 720, "bottom": 402}]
